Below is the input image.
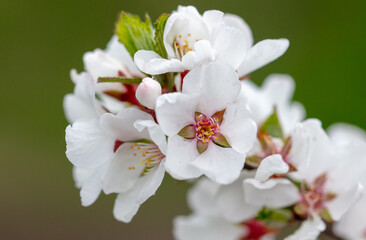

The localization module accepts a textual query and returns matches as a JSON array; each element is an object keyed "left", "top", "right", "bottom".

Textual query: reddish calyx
[{"left": 241, "top": 219, "right": 277, "bottom": 240}]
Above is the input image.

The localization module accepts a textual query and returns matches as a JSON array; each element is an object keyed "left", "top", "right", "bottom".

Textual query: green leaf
[
  {"left": 115, "top": 12, "right": 155, "bottom": 58},
  {"left": 256, "top": 207, "right": 293, "bottom": 222},
  {"left": 98, "top": 77, "right": 142, "bottom": 84},
  {"left": 261, "top": 107, "right": 284, "bottom": 139},
  {"left": 154, "top": 13, "right": 169, "bottom": 59}
]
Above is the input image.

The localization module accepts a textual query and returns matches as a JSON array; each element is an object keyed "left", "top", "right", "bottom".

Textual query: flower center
[
  {"left": 195, "top": 114, "right": 220, "bottom": 143},
  {"left": 173, "top": 33, "right": 198, "bottom": 59},
  {"left": 129, "top": 142, "right": 165, "bottom": 176}
]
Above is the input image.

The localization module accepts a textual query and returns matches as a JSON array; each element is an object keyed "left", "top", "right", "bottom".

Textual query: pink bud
[{"left": 136, "top": 78, "right": 162, "bottom": 109}]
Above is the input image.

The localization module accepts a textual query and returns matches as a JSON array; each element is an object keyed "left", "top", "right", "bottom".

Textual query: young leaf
[
  {"left": 115, "top": 12, "right": 155, "bottom": 58},
  {"left": 98, "top": 77, "right": 142, "bottom": 84},
  {"left": 260, "top": 107, "right": 284, "bottom": 140},
  {"left": 154, "top": 13, "right": 169, "bottom": 59}
]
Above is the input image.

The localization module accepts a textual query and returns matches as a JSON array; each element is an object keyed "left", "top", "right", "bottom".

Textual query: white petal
[
  {"left": 155, "top": 92, "right": 198, "bottom": 136},
  {"left": 284, "top": 216, "right": 326, "bottom": 240},
  {"left": 202, "top": 10, "right": 224, "bottom": 34},
  {"left": 65, "top": 120, "right": 115, "bottom": 168},
  {"left": 182, "top": 62, "right": 241, "bottom": 116},
  {"left": 238, "top": 39, "right": 289, "bottom": 77},
  {"left": 191, "top": 143, "right": 245, "bottom": 184},
  {"left": 105, "top": 35, "right": 143, "bottom": 77},
  {"left": 83, "top": 49, "right": 129, "bottom": 80},
  {"left": 212, "top": 24, "right": 248, "bottom": 69},
  {"left": 216, "top": 171, "right": 260, "bottom": 222},
  {"left": 63, "top": 94, "right": 98, "bottom": 123},
  {"left": 173, "top": 215, "right": 245, "bottom": 240},
  {"left": 181, "top": 40, "right": 216, "bottom": 69},
  {"left": 288, "top": 123, "right": 310, "bottom": 168},
  {"left": 137, "top": 161, "right": 165, "bottom": 204},
  {"left": 255, "top": 154, "right": 289, "bottom": 182},
  {"left": 326, "top": 182, "right": 364, "bottom": 221},
  {"left": 328, "top": 123, "right": 366, "bottom": 146},
  {"left": 102, "top": 143, "right": 146, "bottom": 194},
  {"left": 220, "top": 100, "right": 257, "bottom": 154},
  {"left": 100, "top": 108, "right": 152, "bottom": 141},
  {"left": 134, "top": 50, "right": 185, "bottom": 75},
  {"left": 112, "top": 164, "right": 164, "bottom": 223},
  {"left": 223, "top": 14, "right": 253, "bottom": 48},
  {"left": 262, "top": 74, "right": 295, "bottom": 105},
  {"left": 165, "top": 135, "right": 202, "bottom": 180},
  {"left": 134, "top": 119, "right": 167, "bottom": 155},
  {"left": 333, "top": 194, "right": 366, "bottom": 240},
  {"left": 244, "top": 178, "right": 300, "bottom": 208},
  {"left": 187, "top": 177, "right": 221, "bottom": 215},
  {"left": 80, "top": 168, "right": 103, "bottom": 207}
]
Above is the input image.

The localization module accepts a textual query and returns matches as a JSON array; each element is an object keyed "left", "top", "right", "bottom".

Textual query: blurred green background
[{"left": 1, "top": 0, "right": 365, "bottom": 239}]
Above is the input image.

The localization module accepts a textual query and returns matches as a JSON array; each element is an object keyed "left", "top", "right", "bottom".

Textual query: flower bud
[{"left": 136, "top": 78, "right": 162, "bottom": 109}]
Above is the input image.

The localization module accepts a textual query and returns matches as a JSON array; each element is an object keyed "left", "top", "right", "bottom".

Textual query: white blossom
[
  {"left": 135, "top": 6, "right": 289, "bottom": 76},
  {"left": 155, "top": 62, "right": 257, "bottom": 184}
]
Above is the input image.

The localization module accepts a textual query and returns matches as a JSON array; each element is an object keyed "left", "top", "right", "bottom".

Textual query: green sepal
[
  {"left": 256, "top": 207, "right": 293, "bottom": 223},
  {"left": 115, "top": 12, "right": 155, "bottom": 58},
  {"left": 154, "top": 13, "right": 169, "bottom": 59},
  {"left": 319, "top": 208, "right": 333, "bottom": 223},
  {"left": 178, "top": 125, "right": 195, "bottom": 139},
  {"left": 98, "top": 77, "right": 143, "bottom": 84},
  {"left": 213, "top": 134, "right": 231, "bottom": 147},
  {"left": 260, "top": 107, "right": 285, "bottom": 140}
]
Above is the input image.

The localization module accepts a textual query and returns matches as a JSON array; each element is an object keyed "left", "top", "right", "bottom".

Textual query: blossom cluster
[{"left": 64, "top": 6, "right": 366, "bottom": 240}]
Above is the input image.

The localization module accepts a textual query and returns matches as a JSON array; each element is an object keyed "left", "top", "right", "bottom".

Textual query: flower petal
[
  {"left": 105, "top": 35, "right": 143, "bottom": 77},
  {"left": 79, "top": 168, "right": 103, "bottom": 207},
  {"left": 134, "top": 50, "right": 185, "bottom": 75},
  {"left": 100, "top": 108, "right": 152, "bottom": 141},
  {"left": 187, "top": 177, "right": 221, "bottom": 215},
  {"left": 134, "top": 119, "right": 167, "bottom": 155},
  {"left": 211, "top": 24, "right": 248, "bottom": 69},
  {"left": 244, "top": 178, "right": 300, "bottom": 208},
  {"left": 164, "top": 135, "right": 202, "bottom": 180},
  {"left": 155, "top": 92, "right": 198, "bottom": 136},
  {"left": 102, "top": 143, "right": 146, "bottom": 194},
  {"left": 238, "top": 39, "right": 289, "bottom": 77},
  {"left": 173, "top": 215, "right": 246, "bottom": 240},
  {"left": 202, "top": 10, "right": 224, "bottom": 34},
  {"left": 220, "top": 100, "right": 257, "bottom": 154},
  {"left": 191, "top": 143, "right": 245, "bottom": 184},
  {"left": 223, "top": 14, "right": 253, "bottom": 49},
  {"left": 284, "top": 216, "right": 326, "bottom": 240},
  {"left": 326, "top": 182, "right": 364, "bottom": 221},
  {"left": 112, "top": 163, "right": 164, "bottom": 223},
  {"left": 182, "top": 62, "right": 241, "bottom": 116},
  {"left": 65, "top": 120, "right": 115, "bottom": 168},
  {"left": 255, "top": 154, "right": 289, "bottom": 182},
  {"left": 216, "top": 171, "right": 260, "bottom": 222},
  {"left": 181, "top": 40, "right": 216, "bottom": 69}
]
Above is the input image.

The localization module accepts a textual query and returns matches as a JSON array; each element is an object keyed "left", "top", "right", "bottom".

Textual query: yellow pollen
[
  {"left": 142, "top": 153, "right": 146, "bottom": 157},
  {"left": 137, "top": 146, "right": 141, "bottom": 150},
  {"left": 188, "top": 33, "right": 191, "bottom": 36},
  {"left": 133, "top": 153, "right": 137, "bottom": 156},
  {"left": 215, "top": 136, "right": 218, "bottom": 140},
  {"left": 130, "top": 145, "right": 134, "bottom": 149},
  {"left": 196, "top": 116, "right": 200, "bottom": 120},
  {"left": 134, "top": 143, "right": 138, "bottom": 146},
  {"left": 179, "top": 35, "right": 182, "bottom": 38}
]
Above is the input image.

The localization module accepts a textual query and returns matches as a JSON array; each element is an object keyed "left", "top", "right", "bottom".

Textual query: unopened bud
[{"left": 136, "top": 78, "right": 162, "bottom": 109}]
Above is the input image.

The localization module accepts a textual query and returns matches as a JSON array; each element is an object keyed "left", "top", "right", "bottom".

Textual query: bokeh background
[{"left": 1, "top": 0, "right": 365, "bottom": 239}]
